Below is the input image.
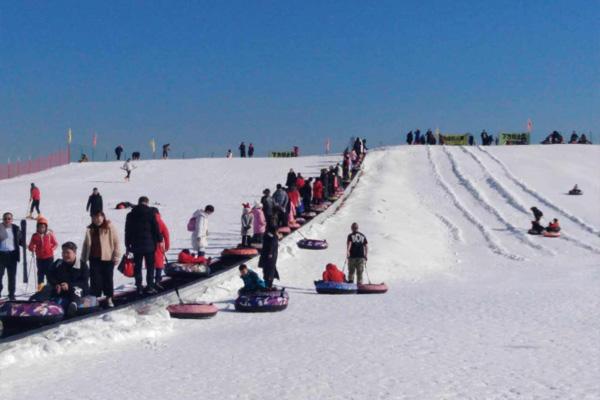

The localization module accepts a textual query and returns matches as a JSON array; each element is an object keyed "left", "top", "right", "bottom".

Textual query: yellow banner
[{"left": 440, "top": 134, "right": 468, "bottom": 145}]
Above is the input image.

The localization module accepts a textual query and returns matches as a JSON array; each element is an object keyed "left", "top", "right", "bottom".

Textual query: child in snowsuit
[
  {"left": 322, "top": 263, "right": 346, "bottom": 283},
  {"left": 28, "top": 216, "right": 58, "bottom": 288},
  {"left": 239, "top": 264, "right": 266, "bottom": 293},
  {"left": 241, "top": 203, "right": 254, "bottom": 247}
]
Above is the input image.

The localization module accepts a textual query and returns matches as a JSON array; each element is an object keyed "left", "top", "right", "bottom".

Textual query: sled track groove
[
  {"left": 426, "top": 146, "right": 524, "bottom": 261},
  {"left": 463, "top": 147, "right": 600, "bottom": 255},
  {"left": 477, "top": 147, "right": 600, "bottom": 238},
  {"left": 435, "top": 213, "right": 464, "bottom": 243},
  {"left": 442, "top": 146, "right": 551, "bottom": 254}
]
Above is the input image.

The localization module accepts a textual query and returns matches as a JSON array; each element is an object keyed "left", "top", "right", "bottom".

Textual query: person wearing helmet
[{"left": 28, "top": 216, "right": 58, "bottom": 289}]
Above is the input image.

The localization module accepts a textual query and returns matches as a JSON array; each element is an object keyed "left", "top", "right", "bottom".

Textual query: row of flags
[{"left": 66, "top": 129, "right": 158, "bottom": 152}]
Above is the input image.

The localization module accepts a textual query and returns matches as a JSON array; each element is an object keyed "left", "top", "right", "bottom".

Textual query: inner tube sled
[
  {"left": 297, "top": 239, "right": 328, "bottom": 250},
  {"left": 166, "top": 262, "right": 211, "bottom": 278},
  {"left": 235, "top": 288, "right": 289, "bottom": 312},
  {"left": 543, "top": 231, "right": 561, "bottom": 238},
  {"left": 166, "top": 303, "right": 218, "bottom": 319},
  {"left": 314, "top": 280, "right": 357, "bottom": 294},
  {"left": 357, "top": 283, "right": 388, "bottom": 294},
  {"left": 0, "top": 300, "right": 65, "bottom": 328},
  {"left": 221, "top": 247, "right": 259, "bottom": 258},
  {"left": 568, "top": 190, "right": 582, "bottom": 195},
  {"left": 278, "top": 226, "right": 292, "bottom": 235}
]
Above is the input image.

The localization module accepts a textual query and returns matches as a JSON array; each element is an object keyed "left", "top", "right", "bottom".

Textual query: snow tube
[
  {"left": 568, "top": 190, "right": 583, "bottom": 195},
  {"left": 0, "top": 300, "right": 64, "bottom": 327},
  {"left": 221, "top": 247, "right": 259, "bottom": 257},
  {"left": 278, "top": 226, "right": 292, "bottom": 235},
  {"left": 328, "top": 196, "right": 339, "bottom": 202},
  {"left": 166, "top": 303, "right": 218, "bottom": 319},
  {"left": 314, "top": 280, "right": 357, "bottom": 294},
  {"left": 166, "top": 262, "right": 211, "bottom": 278},
  {"left": 235, "top": 289, "right": 289, "bottom": 312},
  {"left": 543, "top": 231, "right": 561, "bottom": 238},
  {"left": 289, "top": 222, "right": 301, "bottom": 230},
  {"left": 296, "top": 217, "right": 306, "bottom": 225},
  {"left": 297, "top": 239, "right": 328, "bottom": 250},
  {"left": 528, "top": 229, "right": 543, "bottom": 235},
  {"left": 312, "top": 204, "right": 328, "bottom": 213},
  {"left": 357, "top": 283, "right": 388, "bottom": 294},
  {"left": 76, "top": 296, "right": 100, "bottom": 315}
]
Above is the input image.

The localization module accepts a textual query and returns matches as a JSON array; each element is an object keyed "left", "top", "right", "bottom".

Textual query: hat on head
[
  {"left": 36, "top": 215, "right": 48, "bottom": 226},
  {"left": 254, "top": 201, "right": 262, "bottom": 208}
]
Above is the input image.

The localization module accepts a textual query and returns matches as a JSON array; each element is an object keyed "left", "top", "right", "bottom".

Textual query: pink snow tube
[
  {"left": 278, "top": 226, "right": 292, "bottom": 235},
  {"left": 166, "top": 303, "right": 218, "bottom": 319},
  {"left": 543, "top": 231, "right": 561, "bottom": 238},
  {"left": 357, "top": 283, "right": 388, "bottom": 294}
]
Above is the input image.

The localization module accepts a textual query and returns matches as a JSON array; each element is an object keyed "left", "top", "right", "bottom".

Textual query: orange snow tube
[{"left": 221, "top": 247, "right": 259, "bottom": 257}]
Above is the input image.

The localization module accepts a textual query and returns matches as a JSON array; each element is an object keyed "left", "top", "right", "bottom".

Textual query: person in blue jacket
[{"left": 239, "top": 264, "right": 266, "bottom": 293}]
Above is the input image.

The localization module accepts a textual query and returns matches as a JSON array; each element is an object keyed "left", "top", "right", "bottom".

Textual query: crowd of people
[
  {"left": 541, "top": 131, "right": 593, "bottom": 144},
  {"left": 0, "top": 140, "right": 368, "bottom": 315},
  {"left": 406, "top": 129, "right": 593, "bottom": 145}
]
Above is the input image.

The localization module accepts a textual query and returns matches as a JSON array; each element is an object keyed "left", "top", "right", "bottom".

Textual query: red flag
[
  {"left": 92, "top": 133, "right": 97, "bottom": 148},
  {"left": 527, "top": 119, "right": 533, "bottom": 133}
]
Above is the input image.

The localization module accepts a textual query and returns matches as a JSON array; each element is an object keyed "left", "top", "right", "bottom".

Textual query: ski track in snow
[
  {"left": 462, "top": 146, "right": 600, "bottom": 255},
  {"left": 426, "top": 146, "right": 524, "bottom": 261},
  {"left": 441, "top": 146, "right": 552, "bottom": 255},
  {"left": 477, "top": 146, "right": 600, "bottom": 238}
]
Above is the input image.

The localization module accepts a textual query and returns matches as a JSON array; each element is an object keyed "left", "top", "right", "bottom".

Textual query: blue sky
[{"left": 1, "top": 0, "right": 598, "bottom": 160}]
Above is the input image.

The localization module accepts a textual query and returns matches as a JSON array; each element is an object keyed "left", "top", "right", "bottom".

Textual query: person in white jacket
[{"left": 191, "top": 205, "right": 214, "bottom": 256}]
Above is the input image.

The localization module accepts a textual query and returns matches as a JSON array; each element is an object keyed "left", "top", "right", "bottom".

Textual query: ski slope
[{"left": 1, "top": 145, "right": 599, "bottom": 400}]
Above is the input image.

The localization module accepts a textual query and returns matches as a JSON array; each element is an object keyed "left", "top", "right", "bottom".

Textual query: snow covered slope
[{"left": 1, "top": 145, "right": 599, "bottom": 399}]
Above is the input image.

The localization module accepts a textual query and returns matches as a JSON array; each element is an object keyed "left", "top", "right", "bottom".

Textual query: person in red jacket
[
  {"left": 28, "top": 216, "right": 58, "bottom": 287},
  {"left": 312, "top": 178, "right": 324, "bottom": 205},
  {"left": 322, "top": 263, "right": 346, "bottom": 283},
  {"left": 152, "top": 208, "right": 170, "bottom": 289},
  {"left": 28, "top": 183, "right": 41, "bottom": 219},
  {"left": 295, "top": 174, "right": 305, "bottom": 190}
]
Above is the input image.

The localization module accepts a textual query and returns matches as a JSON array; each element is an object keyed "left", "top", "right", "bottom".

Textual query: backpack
[{"left": 187, "top": 216, "right": 196, "bottom": 232}]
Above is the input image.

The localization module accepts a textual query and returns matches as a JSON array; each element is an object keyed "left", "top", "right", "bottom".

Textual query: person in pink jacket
[{"left": 252, "top": 201, "right": 266, "bottom": 245}]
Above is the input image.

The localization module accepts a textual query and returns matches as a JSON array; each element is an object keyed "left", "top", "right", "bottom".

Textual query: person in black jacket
[
  {"left": 115, "top": 145, "right": 124, "bottom": 160},
  {"left": 261, "top": 189, "right": 276, "bottom": 229},
  {"left": 320, "top": 169, "right": 330, "bottom": 200},
  {"left": 259, "top": 225, "right": 279, "bottom": 289},
  {"left": 285, "top": 169, "right": 297, "bottom": 188},
  {"left": 406, "top": 130, "right": 413, "bottom": 145},
  {"left": 239, "top": 142, "right": 246, "bottom": 158},
  {"left": 0, "top": 212, "right": 22, "bottom": 300},
  {"left": 530, "top": 207, "right": 543, "bottom": 222},
  {"left": 45, "top": 241, "right": 90, "bottom": 315},
  {"left": 86, "top": 187, "right": 103, "bottom": 217},
  {"left": 300, "top": 177, "right": 313, "bottom": 209},
  {"left": 125, "top": 196, "right": 163, "bottom": 294}
]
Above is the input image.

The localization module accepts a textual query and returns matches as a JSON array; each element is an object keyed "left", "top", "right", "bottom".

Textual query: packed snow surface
[{"left": 1, "top": 145, "right": 599, "bottom": 399}]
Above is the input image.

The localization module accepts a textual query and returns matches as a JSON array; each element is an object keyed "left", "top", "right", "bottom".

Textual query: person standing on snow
[
  {"left": 114, "top": 145, "right": 124, "bottom": 160},
  {"left": 0, "top": 212, "right": 23, "bottom": 300},
  {"left": 28, "top": 216, "right": 58, "bottom": 288},
  {"left": 81, "top": 211, "right": 121, "bottom": 307},
  {"left": 191, "top": 205, "right": 214, "bottom": 256},
  {"left": 241, "top": 203, "right": 254, "bottom": 247},
  {"left": 248, "top": 143, "right": 255, "bottom": 157},
  {"left": 239, "top": 142, "right": 246, "bottom": 158},
  {"left": 162, "top": 144, "right": 171, "bottom": 159},
  {"left": 122, "top": 159, "right": 135, "bottom": 181},
  {"left": 300, "top": 177, "right": 313, "bottom": 209},
  {"left": 86, "top": 187, "right": 103, "bottom": 217},
  {"left": 285, "top": 169, "right": 297, "bottom": 188},
  {"left": 28, "top": 183, "right": 41, "bottom": 219},
  {"left": 251, "top": 201, "right": 266, "bottom": 245},
  {"left": 272, "top": 184, "right": 289, "bottom": 228},
  {"left": 259, "top": 225, "right": 279, "bottom": 289},
  {"left": 152, "top": 208, "right": 170, "bottom": 289},
  {"left": 125, "top": 196, "right": 163, "bottom": 295},
  {"left": 261, "top": 189, "right": 276, "bottom": 230},
  {"left": 406, "top": 130, "right": 414, "bottom": 145},
  {"left": 346, "top": 222, "right": 368, "bottom": 284},
  {"left": 226, "top": 149, "right": 233, "bottom": 158}
]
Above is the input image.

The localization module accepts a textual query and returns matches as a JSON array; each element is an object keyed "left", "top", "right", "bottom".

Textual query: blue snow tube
[
  {"left": 314, "top": 280, "right": 358, "bottom": 294},
  {"left": 297, "top": 239, "right": 328, "bottom": 250},
  {"left": 235, "top": 289, "right": 289, "bottom": 312}
]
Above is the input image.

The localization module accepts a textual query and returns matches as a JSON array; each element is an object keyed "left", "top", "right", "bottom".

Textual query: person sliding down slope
[
  {"left": 569, "top": 185, "right": 582, "bottom": 195},
  {"left": 529, "top": 220, "right": 544, "bottom": 235},
  {"left": 322, "top": 263, "right": 346, "bottom": 283},
  {"left": 238, "top": 264, "right": 266, "bottom": 293},
  {"left": 546, "top": 219, "right": 561, "bottom": 233}
]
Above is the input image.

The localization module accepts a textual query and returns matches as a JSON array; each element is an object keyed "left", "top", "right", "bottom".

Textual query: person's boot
[
  {"left": 106, "top": 297, "right": 114, "bottom": 308},
  {"left": 136, "top": 286, "right": 144, "bottom": 296},
  {"left": 67, "top": 301, "right": 78, "bottom": 317},
  {"left": 144, "top": 286, "right": 157, "bottom": 295}
]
